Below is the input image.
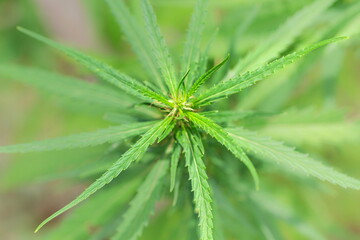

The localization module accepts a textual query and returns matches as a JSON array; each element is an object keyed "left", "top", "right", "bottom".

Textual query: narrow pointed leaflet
[
  {"left": 228, "top": 128, "right": 360, "bottom": 189},
  {"left": 141, "top": 0, "right": 178, "bottom": 96},
  {"left": 185, "top": 112, "right": 260, "bottom": 190},
  {"left": 106, "top": 0, "right": 167, "bottom": 93},
  {"left": 18, "top": 27, "right": 172, "bottom": 108},
  {"left": 188, "top": 54, "right": 230, "bottom": 97},
  {"left": 0, "top": 121, "right": 156, "bottom": 153},
  {"left": 178, "top": 127, "right": 214, "bottom": 240},
  {"left": 112, "top": 160, "right": 168, "bottom": 240},
  {"left": 194, "top": 37, "right": 348, "bottom": 107},
  {"left": 35, "top": 116, "right": 174, "bottom": 232}
]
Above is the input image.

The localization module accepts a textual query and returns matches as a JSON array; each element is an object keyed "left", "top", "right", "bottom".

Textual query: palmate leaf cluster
[{"left": 0, "top": 0, "right": 360, "bottom": 239}]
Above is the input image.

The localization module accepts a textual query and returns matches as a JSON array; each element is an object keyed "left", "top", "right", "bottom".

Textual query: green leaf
[
  {"left": 258, "top": 108, "right": 360, "bottom": 146},
  {"left": 141, "top": 0, "right": 177, "bottom": 96},
  {"left": 105, "top": 0, "right": 167, "bottom": 93},
  {"left": 240, "top": 2, "right": 360, "bottom": 111},
  {"left": 157, "top": 119, "right": 176, "bottom": 143},
  {"left": 182, "top": 0, "right": 209, "bottom": 87},
  {"left": 188, "top": 54, "right": 229, "bottom": 97},
  {"left": 238, "top": 56, "right": 310, "bottom": 111},
  {"left": 0, "top": 121, "right": 156, "bottom": 153},
  {"left": 112, "top": 160, "right": 168, "bottom": 240},
  {"left": 177, "top": 127, "right": 213, "bottom": 240},
  {"left": 202, "top": 110, "right": 271, "bottom": 124},
  {"left": 34, "top": 116, "right": 174, "bottom": 232},
  {"left": 194, "top": 37, "right": 347, "bottom": 107},
  {"left": 170, "top": 144, "right": 181, "bottom": 192},
  {"left": 176, "top": 69, "right": 190, "bottom": 94},
  {"left": 228, "top": 128, "right": 360, "bottom": 189},
  {"left": 1, "top": 148, "right": 104, "bottom": 190},
  {"left": 228, "top": 0, "right": 336, "bottom": 76},
  {"left": 0, "top": 64, "right": 135, "bottom": 112},
  {"left": 18, "top": 27, "right": 172, "bottom": 108},
  {"left": 44, "top": 175, "right": 142, "bottom": 240},
  {"left": 186, "top": 112, "right": 260, "bottom": 189}
]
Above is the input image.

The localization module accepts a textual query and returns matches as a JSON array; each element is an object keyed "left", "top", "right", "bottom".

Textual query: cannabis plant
[{"left": 1, "top": 0, "right": 360, "bottom": 239}]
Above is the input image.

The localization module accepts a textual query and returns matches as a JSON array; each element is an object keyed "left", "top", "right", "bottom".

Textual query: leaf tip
[
  {"left": 16, "top": 26, "right": 25, "bottom": 32},
  {"left": 333, "top": 36, "right": 349, "bottom": 42},
  {"left": 337, "top": 36, "right": 350, "bottom": 40},
  {"left": 34, "top": 226, "right": 40, "bottom": 233},
  {"left": 17, "top": 26, "right": 33, "bottom": 37}
]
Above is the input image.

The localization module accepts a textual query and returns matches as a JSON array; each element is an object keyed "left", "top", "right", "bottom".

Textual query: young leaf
[
  {"left": 228, "top": 0, "right": 336, "bottom": 76},
  {"left": 141, "top": 0, "right": 177, "bottom": 96},
  {"left": 228, "top": 128, "right": 360, "bottom": 189},
  {"left": 194, "top": 37, "right": 347, "bottom": 107},
  {"left": 188, "top": 54, "right": 229, "bottom": 97},
  {"left": 0, "top": 64, "right": 135, "bottom": 111},
  {"left": 177, "top": 127, "right": 213, "bottom": 240},
  {"left": 182, "top": 0, "right": 209, "bottom": 87},
  {"left": 105, "top": 0, "right": 167, "bottom": 93},
  {"left": 170, "top": 144, "right": 182, "bottom": 192},
  {"left": 112, "top": 160, "right": 168, "bottom": 240},
  {"left": 177, "top": 69, "right": 190, "bottom": 94},
  {"left": 34, "top": 116, "right": 174, "bottom": 232},
  {"left": 0, "top": 121, "right": 157, "bottom": 153},
  {"left": 18, "top": 27, "right": 172, "bottom": 108},
  {"left": 186, "top": 112, "right": 260, "bottom": 189}
]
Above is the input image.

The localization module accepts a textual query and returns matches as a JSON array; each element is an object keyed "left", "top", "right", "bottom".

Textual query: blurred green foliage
[{"left": 0, "top": 0, "right": 359, "bottom": 239}]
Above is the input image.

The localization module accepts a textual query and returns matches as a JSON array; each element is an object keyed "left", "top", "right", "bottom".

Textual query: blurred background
[{"left": 0, "top": 0, "right": 359, "bottom": 239}]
